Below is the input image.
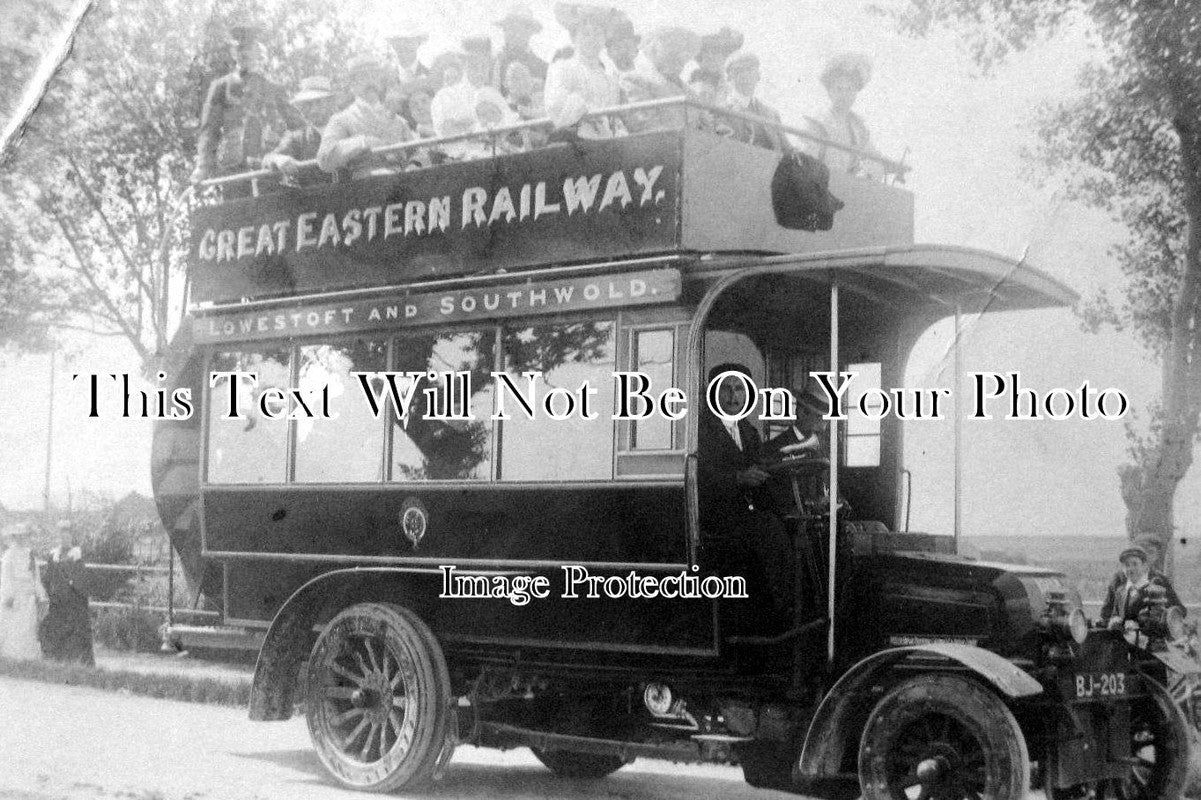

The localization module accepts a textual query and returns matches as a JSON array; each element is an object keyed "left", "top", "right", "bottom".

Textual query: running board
[{"left": 475, "top": 722, "right": 748, "bottom": 764}]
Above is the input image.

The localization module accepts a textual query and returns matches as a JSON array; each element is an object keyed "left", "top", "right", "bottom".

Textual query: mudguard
[
  {"left": 793, "top": 644, "right": 1042, "bottom": 782},
  {"left": 248, "top": 567, "right": 435, "bottom": 721}
]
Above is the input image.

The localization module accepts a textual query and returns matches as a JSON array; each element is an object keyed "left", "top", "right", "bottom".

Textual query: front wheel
[
  {"left": 304, "top": 602, "right": 454, "bottom": 792},
  {"left": 859, "top": 674, "right": 1030, "bottom": 800}
]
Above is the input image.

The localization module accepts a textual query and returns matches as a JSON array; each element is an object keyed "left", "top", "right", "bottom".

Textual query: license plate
[{"left": 1073, "top": 671, "right": 1128, "bottom": 699}]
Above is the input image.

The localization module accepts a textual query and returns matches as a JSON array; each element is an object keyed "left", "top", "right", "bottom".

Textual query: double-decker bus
[{"left": 152, "top": 100, "right": 1191, "bottom": 799}]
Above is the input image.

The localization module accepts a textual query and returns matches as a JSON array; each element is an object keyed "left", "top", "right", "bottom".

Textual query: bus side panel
[
  {"left": 201, "top": 485, "right": 688, "bottom": 563},
  {"left": 222, "top": 561, "right": 717, "bottom": 653}
]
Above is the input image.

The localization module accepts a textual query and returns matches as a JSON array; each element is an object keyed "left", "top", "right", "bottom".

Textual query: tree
[
  {"left": 884, "top": 1, "right": 1201, "bottom": 573},
  {"left": 0, "top": 0, "right": 371, "bottom": 366}
]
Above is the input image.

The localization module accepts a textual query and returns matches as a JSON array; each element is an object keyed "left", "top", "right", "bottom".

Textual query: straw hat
[
  {"left": 496, "top": 3, "right": 542, "bottom": 34},
  {"left": 430, "top": 50, "right": 466, "bottom": 77},
  {"left": 820, "top": 52, "right": 872, "bottom": 91},
  {"left": 644, "top": 26, "right": 701, "bottom": 62},
  {"left": 386, "top": 34, "right": 428, "bottom": 51},
  {"left": 724, "top": 49, "right": 761, "bottom": 75},
  {"left": 290, "top": 75, "right": 334, "bottom": 105},
  {"left": 554, "top": 3, "right": 618, "bottom": 35},
  {"left": 347, "top": 54, "right": 387, "bottom": 78},
  {"left": 699, "top": 26, "right": 743, "bottom": 60}
]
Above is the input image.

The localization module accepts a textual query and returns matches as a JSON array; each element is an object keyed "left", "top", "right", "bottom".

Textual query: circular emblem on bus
[{"left": 399, "top": 498, "right": 428, "bottom": 549}]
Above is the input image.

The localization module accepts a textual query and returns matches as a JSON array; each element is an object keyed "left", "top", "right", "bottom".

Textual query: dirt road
[{"left": 0, "top": 676, "right": 796, "bottom": 800}]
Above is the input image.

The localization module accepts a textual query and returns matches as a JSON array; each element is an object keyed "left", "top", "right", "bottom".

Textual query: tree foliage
[
  {"left": 883, "top": 0, "right": 1201, "bottom": 564},
  {"left": 0, "top": 0, "right": 372, "bottom": 365}
]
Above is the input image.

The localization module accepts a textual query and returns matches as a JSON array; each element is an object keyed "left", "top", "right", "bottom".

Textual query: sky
[{"left": 1, "top": 0, "right": 1197, "bottom": 551}]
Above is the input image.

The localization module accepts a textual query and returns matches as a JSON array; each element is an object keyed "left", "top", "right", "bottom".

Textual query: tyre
[
  {"left": 1108, "top": 677, "right": 1189, "bottom": 800},
  {"left": 531, "top": 748, "right": 627, "bottom": 779},
  {"left": 858, "top": 674, "right": 1030, "bottom": 800},
  {"left": 304, "top": 602, "right": 454, "bottom": 792}
]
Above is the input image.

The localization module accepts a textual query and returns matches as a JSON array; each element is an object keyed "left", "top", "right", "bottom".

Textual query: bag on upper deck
[{"left": 770, "top": 151, "right": 844, "bottom": 232}]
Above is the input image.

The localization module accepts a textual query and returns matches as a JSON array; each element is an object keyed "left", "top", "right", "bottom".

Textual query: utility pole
[{"left": 43, "top": 351, "right": 56, "bottom": 512}]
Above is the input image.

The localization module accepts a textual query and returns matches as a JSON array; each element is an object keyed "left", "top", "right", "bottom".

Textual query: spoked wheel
[
  {"left": 531, "top": 748, "right": 628, "bottom": 779},
  {"left": 859, "top": 674, "right": 1030, "bottom": 800},
  {"left": 1095, "top": 679, "right": 1188, "bottom": 800},
  {"left": 305, "top": 603, "right": 454, "bottom": 792}
]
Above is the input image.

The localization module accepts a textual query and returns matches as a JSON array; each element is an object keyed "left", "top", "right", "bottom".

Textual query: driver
[{"left": 697, "top": 363, "right": 794, "bottom": 623}]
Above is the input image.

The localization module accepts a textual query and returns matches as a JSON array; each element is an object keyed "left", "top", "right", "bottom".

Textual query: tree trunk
[{"left": 1130, "top": 112, "right": 1201, "bottom": 576}]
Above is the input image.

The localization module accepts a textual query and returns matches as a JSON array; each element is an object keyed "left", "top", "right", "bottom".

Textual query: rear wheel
[
  {"left": 859, "top": 674, "right": 1030, "bottom": 800},
  {"left": 304, "top": 603, "right": 454, "bottom": 792},
  {"left": 531, "top": 748, "right": 627, "bottom": 779}
]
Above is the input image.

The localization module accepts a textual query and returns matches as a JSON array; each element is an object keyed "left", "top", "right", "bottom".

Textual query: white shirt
[
  {"left": 722, "top": 419, "right": 743, "bottom": 451},
  {"left": 544, "top": 55, "right": 623, "bottom": 138}
]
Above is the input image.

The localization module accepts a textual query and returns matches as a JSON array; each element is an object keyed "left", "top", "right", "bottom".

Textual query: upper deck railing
[
  {"left": 183, "top": 97, "right": 915, "bottom": 306},
  {"left": 195, "top": 96, "right": 909, "bottom": 197}
]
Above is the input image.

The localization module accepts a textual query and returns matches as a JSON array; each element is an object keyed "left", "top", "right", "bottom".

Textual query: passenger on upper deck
[
  {"left": 387, "top": 34, "right": 429, "bottom": 87},
  {"left": 430, "top": 44, "right": 514, "bottom": 160},
  {"left": 603, "top": 12, "right": 640, "bottom": 79},
  {"left": 191, "top": 25, "right": 296, "bottom": 186},
  {"left": 620, "top": 27, "right": 699, "bottom": 133},
  {"left": 317, "top": 56, "right": 420, "bottom": 179},
  {"left": 694, "top": 26, "right": 743, "bottom": 105},
  {"left": 804, "top": 53, "right": 887, "bottom": 179},
  {"left": 686, "top": 68, "right": 735, "bottom": 137},
  {"left": 492, "top": 4, "right": 548, "bottom": 86},
  {"left": 723, "top": 50, "right": 787, "bottom": 151},
  {"left": 544, "top": 3, "right": 625, "bottom": 139},
  {"left": 260, "top": 75, "right": 337, "bottom": 185}
]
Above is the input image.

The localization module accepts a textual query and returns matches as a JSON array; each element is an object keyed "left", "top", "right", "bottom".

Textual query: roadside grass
[{"left": 0, "top": 656, "right": 250, "bottom": 706}]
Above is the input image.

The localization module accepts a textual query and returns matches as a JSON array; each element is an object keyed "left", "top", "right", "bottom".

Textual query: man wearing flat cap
[
  {"left": 318, "top": 55, "right": 419, "bottom": 179},
  {"left": 493, "top": 4, "right": 547, "bottom": 87},
  {"left": 192, "top": 24, "right": 297, "bottom": 185},
  {"left": 1099, "top": 542, "right": 1182, "bottom": 629},
  {"left": 803, "top": 52, "right": 888, "bottom": 178},
  {"left": 261, "top": 75, "right": 337, "bottom": 185},
  {"left": 620, "top": 26, "right": 700, "bottom": 133},
  {"left": 1099, "top": 537, "right": 1182, "bottom": 629},
  {"left": 723, "top": 50, "right": 787, "bottom": 151}
]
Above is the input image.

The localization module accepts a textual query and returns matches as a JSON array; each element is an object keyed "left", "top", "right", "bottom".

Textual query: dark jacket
[
  {"left": 195, "top": 70, "right": 296, "bottom": 179},
  {"left": 697, "top": 412, "right": 771, "bottom": 535},
  {"left": 1099, "top": 569, "right": 1182, "bottom": 622}
]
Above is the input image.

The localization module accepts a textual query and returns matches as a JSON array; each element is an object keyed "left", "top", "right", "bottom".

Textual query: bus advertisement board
[{"left": 189, "top": 133, "right": 681, "bottom": 305}]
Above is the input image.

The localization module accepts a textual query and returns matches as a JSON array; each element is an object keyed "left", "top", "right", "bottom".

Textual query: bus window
[
  {"left": 295, "top": 339, "right": 388, "bottom": 483},
  {"left": 499, "top": 321, "right": 615, "bottom": 481},
  {"left": 207, "top": 348, "right": 291, "bottom": 484},
  {"left": 846, "top": 361, "right": 882, "bottom": 467},
  {"left": 630, "top": 328, "right": 674, "bottom": 450},
  {"left": 390, "top": 330, "right": 495, "bottom": 481}
]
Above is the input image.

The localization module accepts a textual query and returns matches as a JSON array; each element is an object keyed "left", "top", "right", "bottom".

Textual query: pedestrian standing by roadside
[
  {"left": 39, "top": 520, "right": 95, "bottom": 666},
  {"left": 0, "top": 525, "right": 46, "bottom": 661}
]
